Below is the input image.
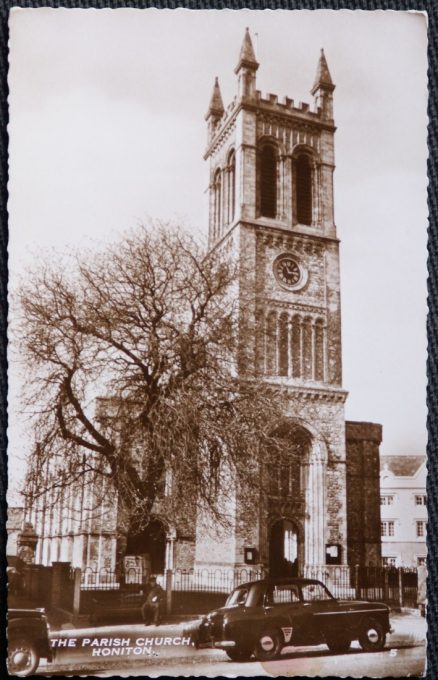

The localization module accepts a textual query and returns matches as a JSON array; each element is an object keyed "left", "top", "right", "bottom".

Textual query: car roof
[{"left": 235, "top": 578, "right": 324, "bottom": 589}]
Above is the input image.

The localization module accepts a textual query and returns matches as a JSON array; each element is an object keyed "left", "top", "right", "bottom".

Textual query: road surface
[
  {"left": 37, "top": 612, "right": 426, "bottom": 677},
  {"left": 92, "top": 645, "right": 426, "bottom": 677}
]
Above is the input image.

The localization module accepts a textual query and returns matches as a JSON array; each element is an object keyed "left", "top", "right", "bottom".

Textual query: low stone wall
[
  {"left": 171, "top": 591, "right": 227, "bottom": 615},
  {"left": 79, "top": 587, "right": 143, "bottom": 617}
]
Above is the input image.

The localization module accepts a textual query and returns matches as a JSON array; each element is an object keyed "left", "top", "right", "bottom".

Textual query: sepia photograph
[{"left": 6, "top": 7, "right": 428, "bottom": 677}]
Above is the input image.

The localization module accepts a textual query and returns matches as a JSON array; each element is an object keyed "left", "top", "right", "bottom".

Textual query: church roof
[
  {"left": 205, "top": 77, "right": 224, "bottom": 120},
  {"left": 380, "top": 455, "right": 425, "bottom": 477},
  {"left": 235, "top": 27, "right": 259, "bottom": 73},
  {"left": 311, "top": 48, "right": 334, "bottom": 94}
]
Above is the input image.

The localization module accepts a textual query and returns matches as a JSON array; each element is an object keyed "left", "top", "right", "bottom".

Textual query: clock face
[{"left": 274, "top": 255, "right": 302, "bottom": 288}]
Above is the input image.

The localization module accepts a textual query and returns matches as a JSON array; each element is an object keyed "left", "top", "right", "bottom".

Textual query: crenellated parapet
[{"left": 205, "top": 90, "right": 334, "bottom": 160}]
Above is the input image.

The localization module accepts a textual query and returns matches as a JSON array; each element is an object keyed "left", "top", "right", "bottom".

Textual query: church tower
[{"left": 196, "top": 30, "right": 349, "bottom": 574}]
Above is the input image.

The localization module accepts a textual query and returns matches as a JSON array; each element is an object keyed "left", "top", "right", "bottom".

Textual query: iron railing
[
  {"left": 79, "top": 563, "right": 419, "bottom": 606},
  {"left": 81, "top": 566, "right": 144, "bottom": 590},
  {"left": 171, "top": 567, "right": 266, "bottom": 593},
  {"left": 304, "top": 564, "right": 418, "bottom": 607}
]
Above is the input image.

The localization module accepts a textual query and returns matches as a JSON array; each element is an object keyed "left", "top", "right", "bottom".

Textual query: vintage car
[
  {"left": 7, "top": 608, "right": 53, "bottom": 676},
  {"left": 188, "top": 578, "right": 392, "bottom": 661}
]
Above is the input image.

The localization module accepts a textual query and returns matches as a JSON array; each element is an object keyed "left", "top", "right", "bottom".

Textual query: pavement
[{"left": 36, "top": 610, "right": 426, "bottom": 675}]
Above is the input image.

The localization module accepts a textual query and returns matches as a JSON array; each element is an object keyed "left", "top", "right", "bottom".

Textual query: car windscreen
[
  {"left": 225, "top": 586, "right": 249, "bottom": 607},
  {"left": 301, "top": 583, "right": 334, "bottom": 602}
]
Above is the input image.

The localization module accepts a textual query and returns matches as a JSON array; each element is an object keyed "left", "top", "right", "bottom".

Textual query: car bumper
[{"left": 197, "top": 639, "right": 236, "bottom": 650}]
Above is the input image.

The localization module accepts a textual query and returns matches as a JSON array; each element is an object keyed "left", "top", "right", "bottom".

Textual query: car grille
[
  {"left": 210, "top": 613, "right": 224, "bottom": 638},
  {"left": 199, "top": 613, "right": 224, "bottom": 641}
]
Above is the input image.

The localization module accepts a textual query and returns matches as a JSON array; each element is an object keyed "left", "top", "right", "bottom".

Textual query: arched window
[
  {"left": 228, "top": 151, "right": 236, "bottom": 223},
  {"left": 259, "top": 144, "right": 277, "bottom": 218},
  {"left": 278, "top": 313, "right": 289, "bottom": 376},
  {"left": 265, "top": 311, "right": 277, "bottom": 374},
  {"left": 266, "top": 425, "right": 311, "bottom": 500},
  {"left": 213, "top": 168, "right": 222, "bottom": 238},
  {"left": 314, "top": 319, "right": 325, "bottom": 382},
  {"left": 295, "top": 153, "right": 312, "bottom": 225}
]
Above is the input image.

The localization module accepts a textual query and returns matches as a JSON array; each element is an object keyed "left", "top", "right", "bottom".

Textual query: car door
[
  {"left": 299, "top": 582, "right": 348, "bottom": 642},
  {"left": 264, "top": 584, "right": 302, "bottom": 646}
]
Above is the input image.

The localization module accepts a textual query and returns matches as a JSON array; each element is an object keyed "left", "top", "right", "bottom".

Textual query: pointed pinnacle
[
  {"left": 311, "top": 48, "right": 335, "bottom": 94},
  {"left": 235, "top": 27, "right": 259, "bottom": 74},
  {"left": 205, "top": 76, "right": 225, "bottom": 120}
]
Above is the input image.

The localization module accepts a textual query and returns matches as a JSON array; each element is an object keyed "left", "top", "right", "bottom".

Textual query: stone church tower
[{"left": 195, "top": 30, "right": 380, "bottom": 574}]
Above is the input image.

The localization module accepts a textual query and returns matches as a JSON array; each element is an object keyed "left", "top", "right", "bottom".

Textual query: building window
[
  {"left": 417, "top": 556, "right": 426, "bottom": 567},
  {"left": 295, "top": 153, "right": 313, "bottom": 225},
  {"left": 213, "top": 168, "right": 222, "bottom": 239},
  {"left": 259, "top": 144, "right": 277, "bottom": 218},
  {"left": 228, "top": 151, "right": 236, "bottom": 223},
  {"left": 416, "top": 521, "right": 426, "bottom": 538},
  {"left": 381, "top": 521, "right": 395, "bottom": 537},
  {"left": 382, "top": 556, "right": 397, "bottom": 567},
  {"left": 380, "top": 495, "right": 394, "bottom": 506},
  {"left": 268, "top": 462, "right": 298, "bottom": 498},
  {"left": 415, "top": 494, "right": 427, "bottom": 506}
]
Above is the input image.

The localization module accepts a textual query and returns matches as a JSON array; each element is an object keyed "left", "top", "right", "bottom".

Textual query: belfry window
[
  {"left": 259, "top": 145, "right": 277, "bottom": 218},
  {"left": 295, "top": 154, "right": 313, "bottom": 225}
]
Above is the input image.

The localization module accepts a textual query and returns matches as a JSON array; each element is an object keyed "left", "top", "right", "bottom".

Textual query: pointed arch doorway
[
  {"left": 269, "top": 519, "right": 299, "bottom": 577},
  {"left": 126, "top": 519, "right": 166, "bottom": 575}
]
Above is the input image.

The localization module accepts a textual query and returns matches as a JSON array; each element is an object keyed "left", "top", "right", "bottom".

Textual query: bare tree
[{"left": 16, "top": 223, "right": 291, "bottom": 532}]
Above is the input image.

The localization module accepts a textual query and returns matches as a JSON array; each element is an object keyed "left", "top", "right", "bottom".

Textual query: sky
[{"left": 7, "top": 8, "right": 428, "bottom": 500}]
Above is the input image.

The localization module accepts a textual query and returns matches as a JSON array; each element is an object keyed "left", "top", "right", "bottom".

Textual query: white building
[
  {"left": 380, "top": 456, "right": 427, "bottom": 567},
  {"left": 6, "top": 507, "right": 24, "bottom": 557}
]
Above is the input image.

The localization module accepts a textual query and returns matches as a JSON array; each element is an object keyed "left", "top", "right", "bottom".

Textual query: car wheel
[
  {"left": 326, "top": 631, "right": 351, "bottom": 654},
  {"left": 358, "top": 618, "right": 386, "bottom": 652},
  {"left": 7, "top": 639, "right": 40, "bottom": 677},
  {"left": 253, "top": 628, "right": 282, "bottom": 661},
  {"left": 225, "top": 646, "right": 252, "bottom": 662}
]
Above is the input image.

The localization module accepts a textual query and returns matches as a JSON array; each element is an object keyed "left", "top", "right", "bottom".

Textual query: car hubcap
[
  {"left": 10, "top": 649, "right": 31, "bottom": 671},
  {"left": 260, "top": 635, "right": 274, "bottom": 652},
  {"left": 368, "top": 629, "right": 379, "bottom": 643}
]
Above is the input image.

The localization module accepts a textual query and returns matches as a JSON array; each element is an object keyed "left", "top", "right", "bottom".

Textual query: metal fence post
[
  {"left": 73, "top": 568, "right": 82, "bottom": 615},
  {"left": 384, "top": 568, "right": 389, "bottom": 603},
  {"left": 398, "top": 568, "right": 404, "bottom": 608},
  {"left": 165, "top": 569, "right": 173, "bottom": 615},
  {"left": 354, "top": 564, "right": 360, "bottom": 600}
]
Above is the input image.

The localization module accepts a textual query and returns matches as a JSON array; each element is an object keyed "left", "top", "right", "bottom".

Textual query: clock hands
[
  {"left": 284, "top": 262, "right": 297, "bottom": 277},
  {"left": 275, "top": 256, "right": 304, "bottom": 288}
]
